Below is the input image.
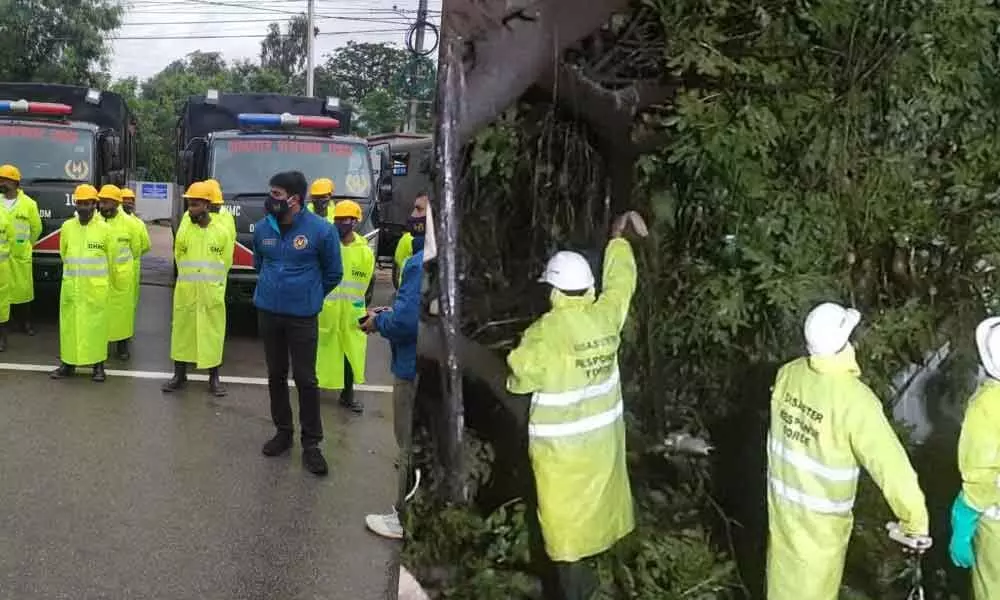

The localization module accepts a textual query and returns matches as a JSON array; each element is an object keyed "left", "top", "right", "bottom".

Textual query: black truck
[
  {"left": 0, "top": 82, "right": 135, "bottom": 287},
  {"left": 175, "top": 90, "right": 393, "bottom": 304}
]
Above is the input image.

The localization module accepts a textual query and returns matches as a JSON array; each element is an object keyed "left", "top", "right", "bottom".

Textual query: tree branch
[{"left": 447, "top": 0, "right": 631, "bottom": 147}]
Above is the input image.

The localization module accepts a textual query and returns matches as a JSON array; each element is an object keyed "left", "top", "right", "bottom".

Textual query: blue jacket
[
  {"left": 377, "top": 241, "right": 423, "bottom": 381},
  {"left": 252, "top": 209, "right": 343, "bottom": 318}
]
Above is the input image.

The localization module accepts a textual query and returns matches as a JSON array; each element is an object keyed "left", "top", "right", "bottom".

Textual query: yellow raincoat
[
  {"left": 317, "top": 234, "right": 375, "bottom": 389},
  {"left": 956, "top": 379, "right": 1000, "bottom": 599},
  {"left": 59, "top": 216, "right": 115, "bottom": 365},
  {"left": 506, "top": 237, "right": 638, "bottom": 562},
  {"left": 394, "top": 232, "right": 413, "bottom": 286},
  {"left": 0, "top": 209, "right": 14, "bottom": 323},
  {"left": 130, "top": 213, "right": 151, "bottom": 307},
  {"left": 766, "top": 346, "right": 930, "bottom": 600},
  {"left": 170, "top": 214, "right": 234, "bottom": 369},
  {"left": 5, "top": 189, "right": 41, "bottom": 304},
  {"left": 104, "top": 212, "right": 142, "bottom": 342}
]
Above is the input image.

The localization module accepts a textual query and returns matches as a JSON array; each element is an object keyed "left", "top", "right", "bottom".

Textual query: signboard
[
  {"left": 133, "top": 180, "right": 174, "bottom": 221},
  {"left": 140, "top": 182, "right": 169, "bottom": 200}
]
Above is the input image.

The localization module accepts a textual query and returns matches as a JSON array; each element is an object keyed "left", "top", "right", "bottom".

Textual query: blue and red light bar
[
  {"left": 0, "top": 100, "right": 73, "bottom": 116},
  {"left": 237, "top": 112, "right": 340, "bottom": 129}
]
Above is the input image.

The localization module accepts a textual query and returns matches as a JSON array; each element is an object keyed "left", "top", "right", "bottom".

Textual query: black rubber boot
[
  {"left": 208, "top": 367, "right": 227, "bottom": 397},
  {"left": 338, "top": 359, "right": 363, "bottom": 413},
  {"left": 21, "top": 303, "right": 34, "bottom": 336},
  {"left": 92, "top": 362, "right": 106, "bottom": 383},
  {"left": 49, "top": 362, "right": 74, "bottom": 379},
  {"left": 161, "top": 361, "right": 188, "bottom": 392},
  {"left": 117, "top": 339, "right": 130, "bottom": 361},
  {"left": 0, "top": 323, "right": 7, "bottom": 352}
]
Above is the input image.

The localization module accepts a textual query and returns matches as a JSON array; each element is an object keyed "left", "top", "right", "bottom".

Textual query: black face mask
[
  {"left": 76, "top": 207, "right": 95, "bottom": 223},
  {"left": 336, "top": 222, "right": 354, "bottom": 239},
  {"left": 122, "top": 205, "right": 135, "bottom": 215},
  {"left": 313, "top": 199, "right": 330, "bottom": 213},
  {"left": 407, "top": 215, "right": 426, "bottom": 236},
  {"left": 189, "top": 211, "right": 207, "bottom": 225},
  {"left": 99, "top": 205, "right": 118, "bottom": 219},
  {"left": 266, "top": 197, "right": 291, "bottom": 216},
  {"left": 0, "top": 185, "right": 12, "bottom": 196}
]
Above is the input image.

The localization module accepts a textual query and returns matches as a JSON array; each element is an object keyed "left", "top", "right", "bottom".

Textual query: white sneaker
[{"left": 366, "top": 508, "right": 404, "bottom": 540}]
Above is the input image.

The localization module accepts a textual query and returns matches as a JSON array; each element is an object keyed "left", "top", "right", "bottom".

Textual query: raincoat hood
[
  {"left": 976, "top": 316, "right": 1000, "bottom": 380},
  {"left": 807, "top": 343, "right": 861, "bottom": 376},
  {"left": 550, "top": 287, "right": 596, "bottom": 309}
]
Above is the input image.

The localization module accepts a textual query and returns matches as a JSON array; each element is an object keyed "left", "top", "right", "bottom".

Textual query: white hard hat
[
  {"left": 976, "top": 317, "right": 1000, "bottom": 380},
  {"left": 803, "top": 302, "right": 861, "bottom": 356},
  {"left": 538, "top": 251, "right": 595, "bottom": 291}
]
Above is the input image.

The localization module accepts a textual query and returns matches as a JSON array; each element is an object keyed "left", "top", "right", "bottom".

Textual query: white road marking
[{"left": 0, "top": 362, "right": 394, "bottom": 393}]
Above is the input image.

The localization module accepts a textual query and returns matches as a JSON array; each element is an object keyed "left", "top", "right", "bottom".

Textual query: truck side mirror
[
  {"left": 178, "top": 150, "right": 194, "bottom": 184},
  {"left": 378, "top": 174, "right": 393, "bottom": 202},
  {"left": 380, "top": 151, "right": 392, "bottom": 174},
  {"left": 102, "top": 134, "right": 123, "bottom": 171}
]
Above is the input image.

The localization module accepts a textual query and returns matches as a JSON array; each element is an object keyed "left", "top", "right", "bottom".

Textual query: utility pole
[
  {"left": 306, "top": 0, "right": 315, "bottom": 96},
  {"left": 406, "top": 0, "right": 429, "bottom": 132}
]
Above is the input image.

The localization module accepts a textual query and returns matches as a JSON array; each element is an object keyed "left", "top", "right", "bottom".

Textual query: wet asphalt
[{"left": 0, "top": 225, "right": 401, "bottom": 599}]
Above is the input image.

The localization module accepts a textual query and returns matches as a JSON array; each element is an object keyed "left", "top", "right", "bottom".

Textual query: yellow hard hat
[
  {"left": 120, "top": 188, "right": 136, "bottom": 201},
  {"left": 333, "top": 200, "right": 363, "bottom": 220},
  {"left": 183, "top": 181, "right": 213, "bottom": 202},
  {"left": 204, "top": 178, "right": 223, "bottom": 205},
  {"left": 98, "top": 184, "right": 122, "bottom": 202},
  {"left": 72, "top": 184, "right": 100, "bottom": 202},
  {"left": 0, "top": 164, "right": 21, "bottom": 182},
  {"left": 310, "top": 178, "right": 334, "bottom": 197}
]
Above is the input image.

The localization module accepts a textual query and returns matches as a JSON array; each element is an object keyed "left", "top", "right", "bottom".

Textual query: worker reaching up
[
  {"left": 98, "top": 184, "right": 143, "bottom": 361},
  {"left": 162, "top": 181, "right": 234, "bottom": 397},
  {"left": 0, "top": 164, "right": 41, "bottom": 336},
  {"left": 948, "top": 316, "right": 1000, "bottom": 598},
  {"left": 308, "top": 178, "right": 336, "bottom": 223},
  {"left": 0, "top": 206, "right": 15, "bottom": 352},
  {"left": 119, "top": 187, "right": 151, "bottom": 309},
  {"left": 316, "top": 199, "right": 375, "bottom": 413},
  {"left": 766, "top": 302, "right": 932, "bottom": 600},
  {"left": 505, "top": 211, "right": 646, "bottom": 600},
  {"left": 50, "top": 185, "right": 115, "bottom": 383}
]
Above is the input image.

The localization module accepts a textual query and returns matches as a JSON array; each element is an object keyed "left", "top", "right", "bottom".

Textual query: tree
[
  {"left": 0, "top": 0, "right": 124, "bottom": 84},
  {"left": 260, "top": 14, "right": 314, "bottom": 87}
]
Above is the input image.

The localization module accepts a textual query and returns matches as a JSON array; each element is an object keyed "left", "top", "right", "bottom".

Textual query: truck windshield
[
  {"left": 210, "top": 138, "right": 372, "bottom": 199},
  {"left": 0, "top": 124, "right": 94, "bottom": 182}
]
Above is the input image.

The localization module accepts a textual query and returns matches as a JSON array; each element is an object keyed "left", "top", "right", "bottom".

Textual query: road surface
[{"left": 0, "top": 224, "right": 401, "bottom": 600}]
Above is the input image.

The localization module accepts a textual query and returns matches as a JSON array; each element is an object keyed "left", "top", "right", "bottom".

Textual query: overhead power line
[{"left": 107, "top": 28, "right": 408, "bottom": 41}]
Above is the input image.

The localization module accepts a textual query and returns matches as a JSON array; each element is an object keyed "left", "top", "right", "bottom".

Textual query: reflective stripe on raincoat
[
  {"left": 395, "top": 233, "right": 413, "bottom": 286},
  {"left": 506, "top": 237, "right": 638, "bottom": 562},
  {"left": 58, "top": 217, "right": 114, "bottom": 365},
  {"left": 104, "top": 213, "right": 142, "bottom": 342},
  {"left": 5, "top": 189, "right": 41, "bottom": 304},
  {"left": 170, "top": 216, "right": 233, "bottom": 369},
  {"left": 0, "top": 209, "right": 14, "bottom": 323},
  {"left": 766, "top": 346, "right": 930, "bottom": 600},
  {"left": 957, "top": 379, "right": 1000, "bottom": 599},
  {"left": 130, "top": 214, "right": 151, "bottom": 308},
  {"left": 317, "top": 234, "right": 375, "bottom": 389}
]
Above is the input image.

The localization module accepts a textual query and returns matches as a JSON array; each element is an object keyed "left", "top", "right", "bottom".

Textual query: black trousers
[{"left": 258, "top": 309, "right": 323, "bottom": 448}]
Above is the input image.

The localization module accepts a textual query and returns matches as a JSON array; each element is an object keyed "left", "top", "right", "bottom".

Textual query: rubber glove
[{"left": 949, "top": 492, "right": 980, "bottom": 568}]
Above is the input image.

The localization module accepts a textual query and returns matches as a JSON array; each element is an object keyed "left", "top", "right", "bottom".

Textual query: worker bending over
[
  {"left": 317, "top": 200, "right": 375, "bottom": 413},
  {"left": 949, "top": 316, "right": 1000, "bottom": 598},
  {"left": 50, "top": 185, "right": 115, "bottom": 382},
  {"left": 161, "top": 181, "right": 234, "bottom": 397},
  {"left": 505, "top": 211, "right": 645, "bottom": 600},
  {"left": 766, "top": 302, "right": 931, "bottom": 600}
]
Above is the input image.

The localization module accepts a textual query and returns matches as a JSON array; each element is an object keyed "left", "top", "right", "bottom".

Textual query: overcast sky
[{"left": 111, "top": 0, "right": 443, "bottom": 80}]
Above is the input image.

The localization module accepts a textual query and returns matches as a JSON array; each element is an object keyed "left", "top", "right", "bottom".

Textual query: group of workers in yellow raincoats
[{"left": 48, "top": 182, "right": 150, "bottom": 382}]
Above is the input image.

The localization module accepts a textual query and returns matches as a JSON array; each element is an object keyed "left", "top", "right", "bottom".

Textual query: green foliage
[
  {"left": 0, "top": 0, "right": 124, "bottom": 85},
  {"left": 407, "top": 0, "right": 1000, "bottom": 598}
]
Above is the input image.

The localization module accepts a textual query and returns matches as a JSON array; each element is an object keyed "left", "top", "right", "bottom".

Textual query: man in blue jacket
[
  {"left": 253, "top": 170, "right": 343, "bottom": 476},
  {"left": 361, "top": 199, "right": 426, "bottom": 539}
]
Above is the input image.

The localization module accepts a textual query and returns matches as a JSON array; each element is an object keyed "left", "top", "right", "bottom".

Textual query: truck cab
[
  {"left": 175, "top": 91, "right": 393, "bottom": 304},
  {"left": 0, "top": 83, "right": 134, "bottom": 288},
  {"left": 366, "top": 133, "right": 432, "bottom": 271}
]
